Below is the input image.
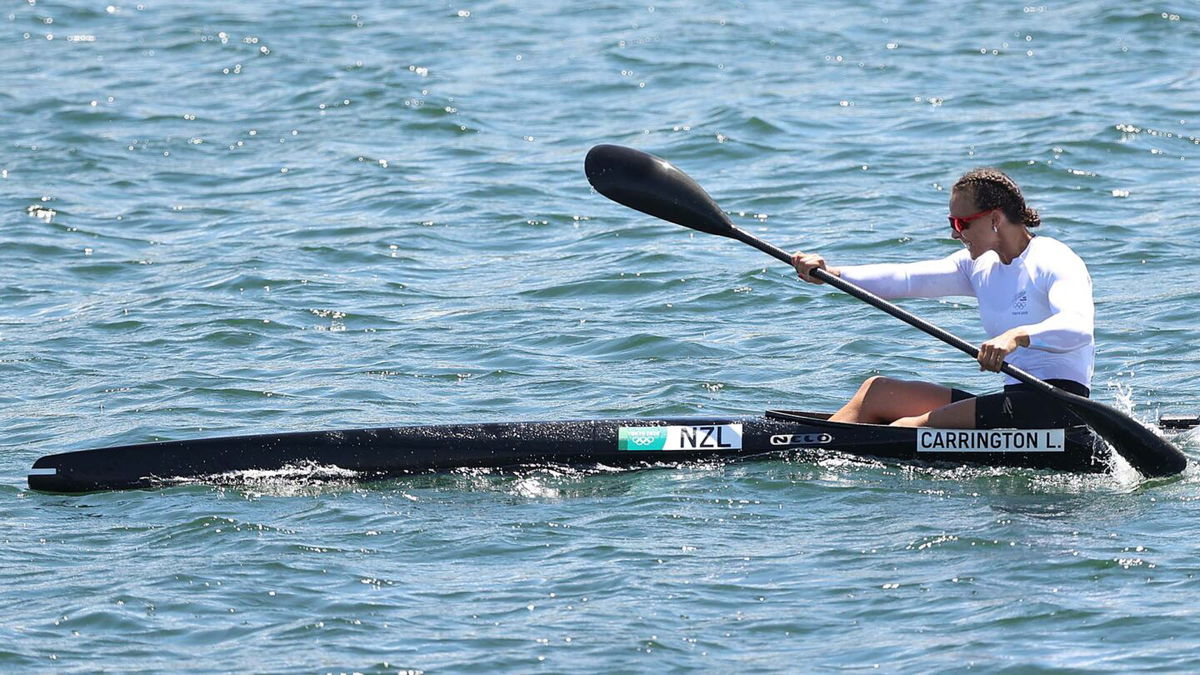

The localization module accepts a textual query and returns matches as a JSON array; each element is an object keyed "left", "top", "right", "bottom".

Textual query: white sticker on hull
[
  {"left": 618, "top": 424, "right": 743, "bottom": 451},
  {"left": 917, "top": 429, "right": 1066, "bottom": 453},
  {"left": 770, "top": 433, "right": 834, "bottom": 447}
]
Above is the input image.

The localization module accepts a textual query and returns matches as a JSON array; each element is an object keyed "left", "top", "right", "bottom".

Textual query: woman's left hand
[{"left": 977, "top": 328, "right": 1030, "bottom": 372}]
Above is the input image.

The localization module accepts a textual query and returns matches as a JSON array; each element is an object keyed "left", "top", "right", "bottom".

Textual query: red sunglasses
[{"left": 948, "top": 208, "right": 996, "bottom": 233}]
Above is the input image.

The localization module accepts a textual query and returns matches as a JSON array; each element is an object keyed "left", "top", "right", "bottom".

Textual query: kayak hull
[{"left": 27, "top": 410, "right": 1107, "bottom": 493}]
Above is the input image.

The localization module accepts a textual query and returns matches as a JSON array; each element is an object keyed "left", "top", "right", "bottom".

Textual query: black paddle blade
[
  {"left": 585, "top": 144, "right": 735, "bottom": 236},
  {"left": 1062, "top": 393, "right": 1187, "bottom": 477}
]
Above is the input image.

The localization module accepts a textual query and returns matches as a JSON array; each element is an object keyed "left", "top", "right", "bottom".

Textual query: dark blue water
[{"left": 5, "top": 1, "right": 1200, "bottom": 670}]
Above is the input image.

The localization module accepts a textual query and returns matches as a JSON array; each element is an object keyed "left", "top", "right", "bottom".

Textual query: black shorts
[{"left": 949, "top": 379, "right": 1089, "bottom": 429}]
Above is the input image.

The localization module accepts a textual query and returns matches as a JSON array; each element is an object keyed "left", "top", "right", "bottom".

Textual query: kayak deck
[{"left": 27, "top": 410, "right": 1107, "bottom": 493}]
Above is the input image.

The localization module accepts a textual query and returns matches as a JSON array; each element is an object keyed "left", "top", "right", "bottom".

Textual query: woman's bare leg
[
  {"left": 891, "top": 397, "right": 977, "bottom": 428},
  {"left": 829, "top": 376, "right": 958, "bottom": 424}
]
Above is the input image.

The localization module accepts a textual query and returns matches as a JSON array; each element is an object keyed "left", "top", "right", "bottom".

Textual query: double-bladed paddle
[{"left": 583, "top": 143, "right": 1187, "bottom": 477}]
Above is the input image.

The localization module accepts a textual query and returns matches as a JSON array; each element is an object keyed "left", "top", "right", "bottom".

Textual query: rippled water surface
[{"left": 5, "top": 1, "right": 1200, "bottom": 671}]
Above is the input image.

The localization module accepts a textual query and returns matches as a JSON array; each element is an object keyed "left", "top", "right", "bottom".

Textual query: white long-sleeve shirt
[{"left": 838, "top": 236, "right": 1095, "bottom": 386}]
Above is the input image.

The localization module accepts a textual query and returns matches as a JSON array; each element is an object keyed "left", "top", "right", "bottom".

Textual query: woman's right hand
[{"left": 791, "top": 251, "right": 832, "bottom": 284}]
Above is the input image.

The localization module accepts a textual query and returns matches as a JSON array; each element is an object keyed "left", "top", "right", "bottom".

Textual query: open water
[{"left": 4, "top": 0, "right": 1200, "bottom": 671}]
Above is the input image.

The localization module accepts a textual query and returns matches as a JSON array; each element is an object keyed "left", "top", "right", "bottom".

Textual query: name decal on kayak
[
  {"left": 770, "top": 433, "right": 834, "bottom": 447},
  {"left": 917, "top": 429, "right": 1066, "bottom": 453},
  {"left": 618, "top": 424, "right": 743, "bottom": 451}
]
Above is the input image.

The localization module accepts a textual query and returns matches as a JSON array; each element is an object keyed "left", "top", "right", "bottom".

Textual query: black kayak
[{"left": 27, "top": 410, "right": 1108, "bottom": 493}]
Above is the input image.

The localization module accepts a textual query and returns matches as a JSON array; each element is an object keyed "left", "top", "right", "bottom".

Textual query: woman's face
[{"left": 949, "top": 189, "right": 999, "bottom": 260}]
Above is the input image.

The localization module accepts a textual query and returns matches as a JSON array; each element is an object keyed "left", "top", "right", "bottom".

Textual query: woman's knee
[
  {"left": 859, "top": 375, "right": 894, "bottom": 395},
  {"left": 858, "top": 377, "right": 954, "bottom": 424}
]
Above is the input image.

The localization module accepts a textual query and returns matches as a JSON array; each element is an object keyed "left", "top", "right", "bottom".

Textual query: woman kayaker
[{"left": 791, "top": 168, "right": 1094, "bottom": 429}]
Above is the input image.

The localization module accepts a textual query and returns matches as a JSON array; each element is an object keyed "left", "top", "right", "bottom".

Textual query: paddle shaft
[{"left": 725, "top": 224, "right": 1056, "bottom": 390}]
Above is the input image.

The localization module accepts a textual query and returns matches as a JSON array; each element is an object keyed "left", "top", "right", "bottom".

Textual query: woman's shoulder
[
  {"left": 1028, "top": 235, "right": 1084, "bottom": 261},
  {"left": 1026, "top": 236, "right": 1090, "bottom": 278},
  {"left": 942, "top": 247, "right": 975, "bottom": 274},
  {"left": 1029, "top": 235, "right": 1073, "bottom": 252}
]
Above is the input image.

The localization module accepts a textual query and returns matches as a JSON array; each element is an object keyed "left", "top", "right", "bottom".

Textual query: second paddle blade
[
  {"left": 1064, "top": 394, "right": 1187, "bottom": 477},
  {"left": 585, "top": 144, "right": 735, "bottom": 236}
]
